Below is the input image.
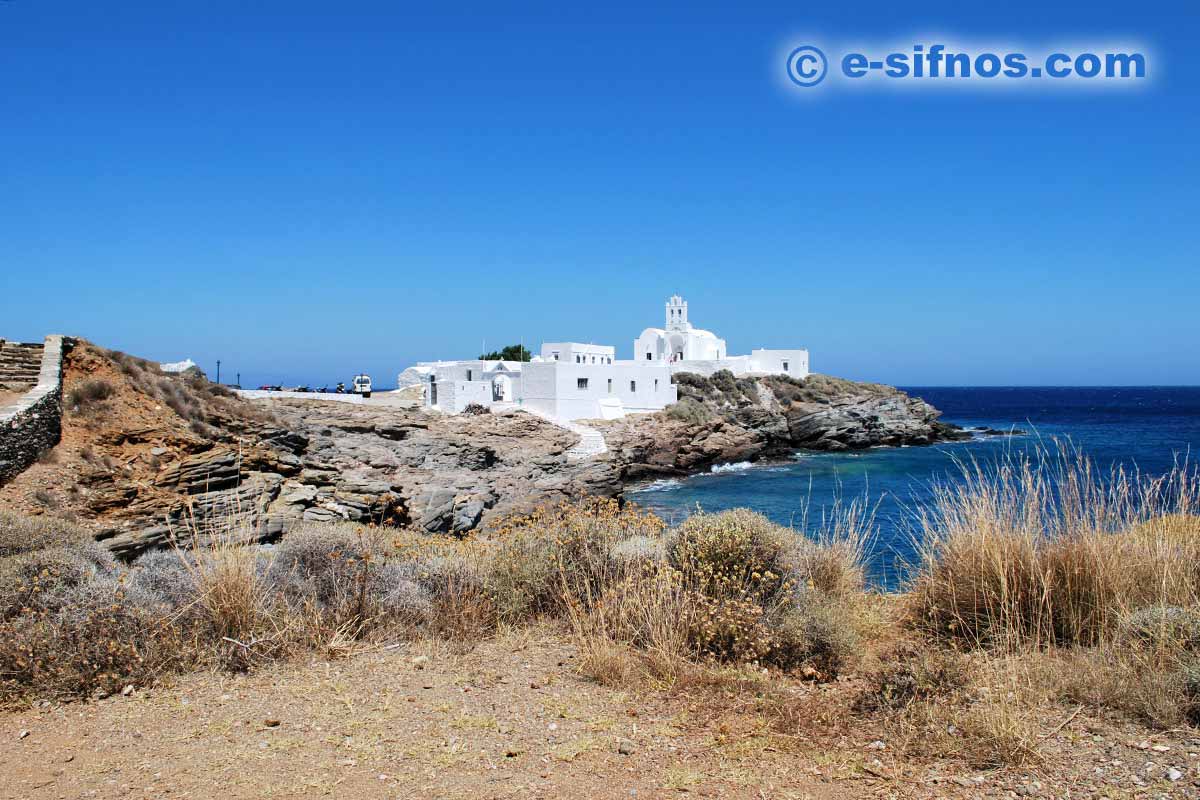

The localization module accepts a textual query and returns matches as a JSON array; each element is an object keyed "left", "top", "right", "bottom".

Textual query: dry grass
[
  {"left": 64, "top": 379, "right": 115, "bottom": 415},
  {"left": 908, "top": 444, "right": 1200, "bottom": 649},
  {"left": 5, "top": 453, "right": 1200, "bottom": 776},
  {"left": 903, "top": 442, "right": 1200, "bottom": 745},
  {"left": 566, "top": 503, "right": 874, "bottom": 690}
]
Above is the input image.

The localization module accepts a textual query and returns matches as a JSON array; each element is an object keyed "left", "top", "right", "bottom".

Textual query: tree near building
[{"left": 479, "top": 344, "right": 531, "bottom": 362}]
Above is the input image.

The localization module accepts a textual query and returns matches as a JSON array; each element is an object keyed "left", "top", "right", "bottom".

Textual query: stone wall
[{"left": 0, "top": 336, "right": 67, "bottom": 486}]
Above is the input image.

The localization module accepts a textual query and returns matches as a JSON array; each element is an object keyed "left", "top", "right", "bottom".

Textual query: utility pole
[
  {"left": 236, "top": 372, "right": 240, "bottom": 388},
  {"left": 216, "top": 360, "right": 221, "bottom": 385}
]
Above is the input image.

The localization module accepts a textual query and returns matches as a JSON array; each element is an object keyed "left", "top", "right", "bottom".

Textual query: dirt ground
[{"left": 2, "top": 628, "right": 1199, "bottom": 800}]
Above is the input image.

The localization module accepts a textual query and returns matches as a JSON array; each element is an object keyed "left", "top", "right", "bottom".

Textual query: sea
[{"left": 627, "top": 387, "right": 1200, "bottom": 589}]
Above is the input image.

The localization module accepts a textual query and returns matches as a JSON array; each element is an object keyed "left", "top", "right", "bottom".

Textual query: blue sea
[{"left": 628, "top": 387, "right": 1200, "bottom": 589}]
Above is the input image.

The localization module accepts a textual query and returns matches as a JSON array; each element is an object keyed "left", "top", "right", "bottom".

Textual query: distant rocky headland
[
  {"left": 599, "top": 371, "right": 971, "bottom": 481},
  {"left": 0, "top": 341, "right": 979, "bottom": 556}
]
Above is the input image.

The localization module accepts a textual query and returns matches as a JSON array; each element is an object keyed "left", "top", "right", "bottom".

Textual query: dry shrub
[
  {"left": 0, "top": 510, "right": 95, "bottom": 558},
  {"left": 567, "top": 505, "right": 870, "bottom": 679},
  {"left": 482, "top": 498, "right": 666, "bottom": 623},
  {"left": 902, "top": 446, "right": 1200, "bottom": 736},
  {"left": 572, "top": 569, "right": 700, "bottom": 685},
  {"left": 0, "top": 580, "right": 186, "bottom": 703},
  {"left": 1051, "top": 644, "right": 1200, "bottom": 728},
  {"left": 669, "top": 508, "right": 797, "bottom": 604},
  {"left": 265, "top": 522, "right": 431, "bottom": 632},
  {"left": 411, "top": 547, "right": 495, "bottom": 640},
  {"left": 858, "top": 640, "right": 971, "bottom": 713},
  {"left": 957, "top": 691, "right": 1043, "bottom": 768},
  {"left": 668, "top": 508, "right": 867, "bottom": 673},
  {"left": 65, "top": 379, "right": 115, "bottom": 414},
  {"left": 908, "top": 445, "right": 1200, "bottom": 649},
  {"left": 0, "top": 539, "right": 117, "bottom": 620},
  {"left": 864, "top": 649, "right": 1046, "bottom": 768}
]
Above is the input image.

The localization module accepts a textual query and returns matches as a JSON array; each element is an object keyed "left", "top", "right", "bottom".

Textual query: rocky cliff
[
  {"left": 598, "top": 371, "right": 968, "bottom": 480},
  {"left": 0, "top": 345, "right": 968, "bottom": 555}
]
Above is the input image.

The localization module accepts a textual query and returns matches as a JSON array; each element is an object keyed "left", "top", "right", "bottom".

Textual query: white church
[{"left": 399, "top": 296, "right": 809, "bottom": 422}]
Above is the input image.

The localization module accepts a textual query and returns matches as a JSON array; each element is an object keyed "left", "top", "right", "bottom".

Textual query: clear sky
[{"left": 1, "top": 1, "right": 1196, "bottom": 387}]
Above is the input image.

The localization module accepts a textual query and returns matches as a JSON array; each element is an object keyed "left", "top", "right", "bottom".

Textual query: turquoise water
[{"left": 628, "top": 387, "right": 1200, "bottom": 588}]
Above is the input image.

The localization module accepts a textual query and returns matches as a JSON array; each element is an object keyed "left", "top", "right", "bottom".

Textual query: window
[
  {"left": 607, "top": 378, "right": 612, "bottom": 393},
  {"left": 466, "top": 369, "right": 472, "bottom": 381},
  {"left": 654, "top": 379, "right": 659, "bottom": 391},
  {"left": 630, "top": 380, "right": 637, "bottom": 392},
  {"left": 576, "top": 355, "right": 581, "bottom": 363},
  {"left": 645, "top": 353, "right": 652, "bottom": 361},
  {"left": 552, "top": 352, "right": 560, "bottom": 361},
  {"left": 577, "top": 378, "right": 588, "bottom": 390},
  {"left": 782, "top": 361, "right": 789, "bottom": 372}
]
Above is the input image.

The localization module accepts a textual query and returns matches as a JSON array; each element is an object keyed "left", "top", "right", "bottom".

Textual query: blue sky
[{"left": 1, "top": 1, "right": 1196, "bottom": 387}]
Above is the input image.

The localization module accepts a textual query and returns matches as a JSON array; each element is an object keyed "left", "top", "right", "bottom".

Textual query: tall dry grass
[
  {"left": 908, "top": 442, "right": 1200, "bottom": 649},
  {"left": 903, "top": 442, "right": 1200, "bottom": 733}
]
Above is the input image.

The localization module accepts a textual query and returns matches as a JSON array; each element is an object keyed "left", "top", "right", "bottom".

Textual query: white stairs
[{"left": 518, "top": 407, "right": 609, "bottom": 461}]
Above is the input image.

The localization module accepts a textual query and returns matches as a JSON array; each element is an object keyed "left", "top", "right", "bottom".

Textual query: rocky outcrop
[
  {"left": 7, "top": 344, "right": 978, "bottom": 557},
  {"left": 599, "top": 372, "right": 970, "bottom": 479},
  {"left": 92, "top": 400, "right": 624, "bottom": 556}
]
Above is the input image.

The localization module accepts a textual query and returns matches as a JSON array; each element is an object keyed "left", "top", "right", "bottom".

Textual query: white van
[{"left": 352, "top": 374, "right": 372, "bottom": 398}]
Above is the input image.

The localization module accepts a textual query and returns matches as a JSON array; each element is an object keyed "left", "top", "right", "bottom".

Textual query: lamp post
[{"left": 216, "top": 360, "right": 221, "bottom": 385}]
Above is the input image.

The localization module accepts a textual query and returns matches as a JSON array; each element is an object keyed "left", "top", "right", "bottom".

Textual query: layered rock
[
  {"left": 96, "top": 400, "right": 625, "bottom": 555},
  {"left": 6, "top": 343, "right": 975, "bottom": 556},
  {"left": 599, "top": 372, "right": 969, "bottom": 479}
]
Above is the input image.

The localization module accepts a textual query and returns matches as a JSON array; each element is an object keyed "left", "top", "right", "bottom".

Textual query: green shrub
[
  {"left": 1120, "top": 605, "right": 1200, "bottom": 650},
  {"left": 484, "top": 499, "right": 666, "bottom": 623},
  {"left": 664, "top": 397, "right": 712, "bottom": 425}
]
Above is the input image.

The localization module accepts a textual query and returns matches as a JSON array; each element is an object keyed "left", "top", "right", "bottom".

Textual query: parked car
[{"left": 352, "top": 374, "right": 372, "bottom": 398}]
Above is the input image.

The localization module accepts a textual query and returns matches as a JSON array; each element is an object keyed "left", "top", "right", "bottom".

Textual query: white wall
[
  {"left": 425, "top": 360, "right": 527, "bottom": 412},
  {"left": 237, "top": 390, "right": 364, "bottom": 404},
  {"left": 749, "top": 349, "right": 810, "bottom": 378},
  {"left": 635, "top": 328, "right": 726, "bottom": 363},
  {"left": 667, "top": 356, "right": 753, "bottom": 377},
  {"left": 519, "top": 360, "right": 676, "bottom": 420},
  {"left": 666, "top": 350, "right": 809, "bottom": 379},
  {"left": 634, "top": 328, "right": 668, "bottom": 363},
  {"left": 542, "top": 342, "right": 616, "bottom": 365}
]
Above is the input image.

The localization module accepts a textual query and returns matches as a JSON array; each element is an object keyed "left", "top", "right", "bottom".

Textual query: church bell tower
[{"left": 666, "top": 295, "right": 690, "bottom": 332}]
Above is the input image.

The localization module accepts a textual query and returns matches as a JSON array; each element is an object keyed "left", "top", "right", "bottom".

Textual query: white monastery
[{"left": 399, "top": 296, "right": 809, "bottom": 423}]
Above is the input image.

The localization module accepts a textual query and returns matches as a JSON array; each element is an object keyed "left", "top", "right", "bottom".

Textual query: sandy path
[{"left": 0, "top": 632, "right": 843, "bottom": 800}]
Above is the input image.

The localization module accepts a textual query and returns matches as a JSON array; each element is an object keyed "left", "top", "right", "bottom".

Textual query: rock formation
[
  {"left": 0, "top": 344, "right": 972, "bottom": 557},
  {"left": 599, "top": 371, "right": 969, "bottom": 480}
]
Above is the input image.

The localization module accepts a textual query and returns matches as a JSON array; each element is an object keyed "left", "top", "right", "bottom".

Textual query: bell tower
[{"left": 665, "top": 295, "right": 690, "bottom": 332}]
